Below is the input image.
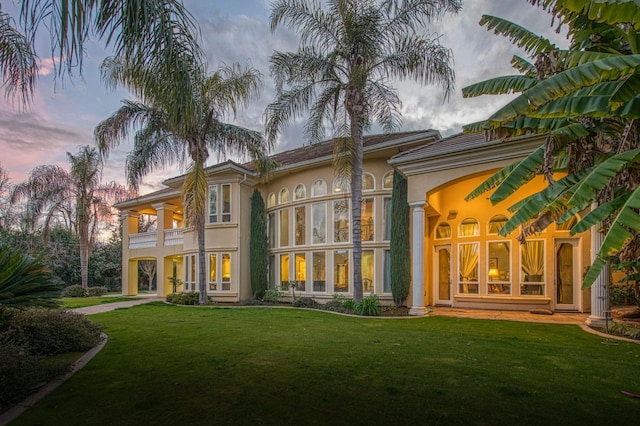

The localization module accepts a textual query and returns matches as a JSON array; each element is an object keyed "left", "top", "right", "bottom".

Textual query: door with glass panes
[
  {"left": 434, "top": 245, "right": 452, "bottom": 306},
  {"left": 555, "top": 239, "right": 581, "bottom": 311}
]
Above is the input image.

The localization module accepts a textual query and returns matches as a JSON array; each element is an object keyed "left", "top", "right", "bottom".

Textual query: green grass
[
  {"left": 59, "top": 296, "right": 139, "bottom": 309},
  {"left": 13, "top": 303, "right": 640, "bottom": 425}
]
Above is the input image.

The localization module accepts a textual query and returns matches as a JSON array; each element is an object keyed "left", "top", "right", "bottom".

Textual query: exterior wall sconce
[{"left": 448, "top": 209, "right": 458, "bottom": 219}]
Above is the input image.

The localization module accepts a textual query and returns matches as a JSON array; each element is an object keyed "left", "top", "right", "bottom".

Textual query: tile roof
[{"left": 390, "top": 132, "right": 486, "bottom": 163}]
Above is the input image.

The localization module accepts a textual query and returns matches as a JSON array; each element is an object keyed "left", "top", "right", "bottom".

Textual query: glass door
[
  {"left": 434, "top": 245, "right": 452, "bottom": 306},
  {"left": 555, "top": 239, "right": 580, "bottom": 311}
]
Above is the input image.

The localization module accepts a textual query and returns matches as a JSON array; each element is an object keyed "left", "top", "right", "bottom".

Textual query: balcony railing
[
  {"left": 164, "top": 228, "right": 184, "bottom": 246},
  {"left": 129, "top": 232, "right": 157, "bottom": 249}
]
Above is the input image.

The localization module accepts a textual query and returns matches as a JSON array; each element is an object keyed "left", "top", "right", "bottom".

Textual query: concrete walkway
[
  {"left": 430, "top": 307, "right": 589, "bottom": 325},
  {"left": 73, "top": 296, "right": 163, "bottom": 315}
]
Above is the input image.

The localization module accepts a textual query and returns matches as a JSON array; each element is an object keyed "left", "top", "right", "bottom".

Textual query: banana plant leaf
[
  {"left": 479, "top": 15, "right": 558, "bottom": 55},
  {"left": 489, "top": 144, "right": 545, "bottom": 204},
  {"left": 462, "top": 75, "right": 538, "bottom": 98}
]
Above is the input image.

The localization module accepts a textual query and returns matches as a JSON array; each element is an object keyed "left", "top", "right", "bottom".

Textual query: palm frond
[{"left": 0, "top": 10, "right": 37, "bottom": 107}]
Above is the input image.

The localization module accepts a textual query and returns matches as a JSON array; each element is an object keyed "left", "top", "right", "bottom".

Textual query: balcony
[
  {"left": 129, "top": 232, "right": 157, "bottom": 249},
  {"left": 164, "top": 228, "right": 184, "bottom": 246}
]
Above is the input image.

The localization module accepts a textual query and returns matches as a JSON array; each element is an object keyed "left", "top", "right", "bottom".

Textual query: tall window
[
  {"left": 279, "top": 209, "right": 290, "bottom": 247},
  {"left": 384, "top": 197, "right": 392, "bottom": 241},
  {"left": 268, "top": 212, "right": 276, "bottom": 249},
  {"left": 361, "top": 198, "right": 374, "bottom": 241},
  {"left": 294, "top": 184, "right": 306, "bottom": 200},
  {"left": 295, "top": 253, "right": 306, "bottom": 291},
  {"left": 362, "top": 173, "right": 375, "bottom": 191},
  {"left": 221, "top": 253, "right": 231, "bottom": 291},
  {"left": 268, "top": 255, "right": 275, "bottom": 288},
  {"left": 460, "top": 218, "right": 479, "bottom": 237},
  {"left": 436, "top": 223, "right": 451, "bottom": 239},
  {"left": 280, "top": 254, "right": 289, "bottom": 287},
  {"left": 279, "top": 188, "right": 289, "bottom": 204},
  {"left": 208, "top": 254, "right": 217, "bottom": 291},
  {"left": 333, "top": 176, "right": 350, "bottom": 193},
  {"left": 521, "top": 240, "right": 545, "bottom": 295},
  {"left": 312, "top": 202, "right": 326, "bottom": 244},
  {"left": 333, "top": 200, "right": 349, "bottom": 243},
  {"left": 221, "top": 184, "right": 231, "bottom": 222},
  {"left": 209, "top": 184, "right": 231, "bottom": 223},
  {"left": 267, "top": 193, "right": 276, "bottom": 208},
  {"left": 487, "top": 242, "right": 511, "bottom": 295},
  {"left": 459, "top": 243, "right": 479, "bottom": 294},
  {"left": 383, "top": 171, "right": 393, "bottom": 189},
  {"left": 208, "top": 185, "right": 218, "bottom": 223},
  {"left": 312, "top": 251, "right": 326, "bottom": 292},
  {"left": 488, "top": 215, "right": 508, "bottom": 234},
  {"left": 334, "top": 250, "right": 349, "bottom": 293},
  {"left": 295, "top": 206, "right": 306, "bottom": 245},
  {"left": 311, "top": 179, "right": 327, "bottom": 197},
  {"left": 184, "top": 254, "right": 196, "bottom": 291},
  {"left": 362, "top": 250, "right": 374, "bottom": 292}
]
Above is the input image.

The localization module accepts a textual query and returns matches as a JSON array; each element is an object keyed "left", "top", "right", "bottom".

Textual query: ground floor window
[
  {"left": 208, "top": 254, "right": 217, "bottom": 290},
  {"left": 458, "top": 243, "right": 479, "bottom": 294},
  {"left": 280, "top": 253, "right": 290, "bottom": 287},
  {"left": 295, "top": 253, "right": 306, "bottom": 291},
  {"left": 362, "top": 250, "right": 374, "bottom": 293},
  {"left": 184, "top": 254, "right": 196, "bottom": 291},
  {"left": 312, "top": 251, "right": 326, "bottom": 292},
  {"left": 487, "top": 241, "right": 511, "bottom": 295},
  {"left": 383, "top": 249, "right": 391, "bottom": 293},
  {"left": 521, "top": 240, "right": 545, "bottom": 295},
  {"left": 334, "top": 250, "right": 349, "bottom": 293},
  {"left": 202, "top": 252, "right": 232, "bottom": 292}
]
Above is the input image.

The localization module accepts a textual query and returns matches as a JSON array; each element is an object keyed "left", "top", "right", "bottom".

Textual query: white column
[
  {"left": 586, "top": 225, "right": 609, "bottom": 327},
  {"left": 409, "top": 202, "right": 426, "bottom": 316}
]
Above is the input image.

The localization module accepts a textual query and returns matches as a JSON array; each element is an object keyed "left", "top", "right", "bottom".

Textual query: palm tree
[
  {"left": 96, "top": 61, "right": 271, "bottom": 305},
  {"left": 12, "top": 146, "right": 130, "bottom": 288},
  {"left": 0, "top": 6, "right": 37, "bottom": 107},
  {"left": 2, "top": 1, "right": 201, "bottom": 112},
  {"left": 461, "top": 0, "right": 640, "bottom": 287},
  {"left": 265, "top": 0, "right": 460, "bottom": 300}
]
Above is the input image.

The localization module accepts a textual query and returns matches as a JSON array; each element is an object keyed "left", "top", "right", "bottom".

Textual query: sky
[{"left": 0, "top": 0, "right": 568, "bottom": 195}]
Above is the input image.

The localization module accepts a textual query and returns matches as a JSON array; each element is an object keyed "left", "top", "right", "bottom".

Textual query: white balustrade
[
  {"left": 128, "top": 232, "right": 158, "bottom": 249},
  {"left": 164, "top": 228, "right": 184, "bottom": 246}
]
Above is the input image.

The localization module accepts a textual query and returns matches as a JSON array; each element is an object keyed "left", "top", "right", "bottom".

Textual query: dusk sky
[{"left": 0, "top": 0, "right": 567, "bottom": 195}]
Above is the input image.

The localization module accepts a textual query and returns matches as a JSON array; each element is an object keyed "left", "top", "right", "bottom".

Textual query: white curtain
[
  {"left": 459, "top": 243, "right": 478, "bottom": 281},
  {"left": 522, "top": 241, "right": 544, "bottom": 278},
  {"left": 460, "top": 219, "right": 479, "bottom": 236}
]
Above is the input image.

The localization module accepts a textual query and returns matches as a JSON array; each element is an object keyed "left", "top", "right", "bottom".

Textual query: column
[
  {"left": 586, "top": 225, "right": 609, "bottom": 327},
  {"left": 152, "top": 203, "right": 176, "bottom": 296},
  {"left": 409, "top": 202, "right": 426, "bottom": 316},
  {"left": 120, "top": 211, "right": 139, "bottom": 296}
]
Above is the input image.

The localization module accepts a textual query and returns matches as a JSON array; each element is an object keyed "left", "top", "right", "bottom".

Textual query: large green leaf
[
  {"left": 546, "top": 0, "right": 640, "bottom": 29},
  {"left": 462, "top": 75, "right": 538, "bottom": 98},
  {"left": 487, "top": 55, "right": 640, "bottom": 127},
  {"left": 571, "top": 192, "right": 631, "bottom": 234},
  {"left": 510, "top": 55, "right": 536, "bottom": 76},
  {"left": 499, "top": 170, "right": 588, "bottom": 235},
  {"left": 566, "top": 148, "right": 640, "bottom": 208},
  {"left": 610, "top": 72, "right": 640, "bottom": 107},
  {"left": 489, "top": 144, "right": 546, "bottom": 204},
  {"left": 582, "top": 185, "right": 640, "bottom": 288},
  {"left": 479, "top": 15, "right": 558, "bottom": 56},
  {"left": 465, "top": 161, "right": 518, "bottom": 201}
]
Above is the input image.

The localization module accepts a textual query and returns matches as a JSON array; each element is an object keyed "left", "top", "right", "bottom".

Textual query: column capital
[
  {"left": 152, "top": 203, "right": 177, "bottom": 211},
  {"left": 119, "top": 210, "right": 140, "bottom": 220},
  {"left": 409, "top": 201, "right": 426, "bottom": 209}
]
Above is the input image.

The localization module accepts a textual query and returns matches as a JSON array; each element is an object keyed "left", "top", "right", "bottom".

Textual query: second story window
[{"left": 209, "top": 184, "right": 232, "bottom": 224}]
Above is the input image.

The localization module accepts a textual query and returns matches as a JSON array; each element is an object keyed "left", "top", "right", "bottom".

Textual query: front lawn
[{"left": 13, "top": 303, "right": 640, "bottom": 425}]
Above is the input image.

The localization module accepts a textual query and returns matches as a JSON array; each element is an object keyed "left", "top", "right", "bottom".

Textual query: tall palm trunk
[
  {"left": 197, "top": 211, "right": 207, "bottom": 304},
  {"left": 77, "top": 206, "right": 90, "bottom": 289},
  {"left": 347, "top": 85, "right": 365, "bottom": 301}
]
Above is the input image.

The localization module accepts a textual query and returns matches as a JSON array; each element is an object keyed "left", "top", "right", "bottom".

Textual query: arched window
[
  {"left": 488, "top": 215, "right": 508, "bottom": 235},
  {"left": 279, "top": 188, "right": 289, "bottom": 204},
  {"left": 362, "top": 173, "right": 375, "bottom": 191},
  {"left": 383, "top": 171, "right": 393, "bottom": 189},
  {"left": 294, "top": 184, "right": 306, "bottom": 200},
  {"left": 311, "top": 179, "right": 327, "bottom": 197},
  {"left": 459, "top": 218, "right": 479, "bottom": 237},
  {"left": 267, "top": 193, "right": 276, "bottom": 208},
  {"left": 333, "top": 176, "right": 350, "bottom": 193},
  {"left": 435, "top": 223, "right": 451, "bottom": 239}
]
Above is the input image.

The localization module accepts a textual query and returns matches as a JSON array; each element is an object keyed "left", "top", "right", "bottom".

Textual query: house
[{"left": 114, "top": 130, "right": 608, "bottom": 324}]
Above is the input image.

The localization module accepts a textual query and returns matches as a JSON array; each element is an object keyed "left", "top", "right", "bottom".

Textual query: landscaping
[
  {"left": 59, "top": 296, "right": 139, "bottom": 309},
  {"left": 10, "top": 303, "right": 640, "bottom": 425}
]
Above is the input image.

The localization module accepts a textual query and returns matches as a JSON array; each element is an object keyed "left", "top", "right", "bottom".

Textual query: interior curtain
[
  {"left": 522, "top": 241, "right": 544, "bottom": 276},
  {"left": 437, "top": 223, "right": 451, "bottom": 238},
  {"left": 459, "top": 243, "right": 478, "bottom": 281},
  {"left": 460, "top": 220, "right": 478, "bottom": 236}
]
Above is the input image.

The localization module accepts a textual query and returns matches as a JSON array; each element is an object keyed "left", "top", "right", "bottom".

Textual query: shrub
[
  {"left": 354, "top": 294, "right": 382, "bottom": 316},
  {"left": 293, "top": 297, "right": 322, "bottom": 309},
  {"left": 2, "top": 308, "right": 103, "bottom": 355},
  {"left": 63, "top": 285, "right": 87, "bottom": 297},
  {"left": 263, "top": 287, "right": 284, "bottom": 304},
  {"left": 87, "top": 286, "right": 108, "bottom": 297},
  {"left": 166, "top": 292, "right": 200, "bottom": 305},
  {"left": 0, "top": 341, "right": 67, "bottom": 410},
  {"left": 342, "top": 299, "right": 356, "bottom": 311}
]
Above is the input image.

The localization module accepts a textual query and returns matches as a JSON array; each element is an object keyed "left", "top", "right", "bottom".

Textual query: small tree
[
  {"left": 250, "top": 190, "right": 268, "bottom": 298},
  {"left": 139, "top": 260, "right": 157, "bottom": 291},
  {"left": 390, "top": 170, "right": 410, "bottom": 307}
]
